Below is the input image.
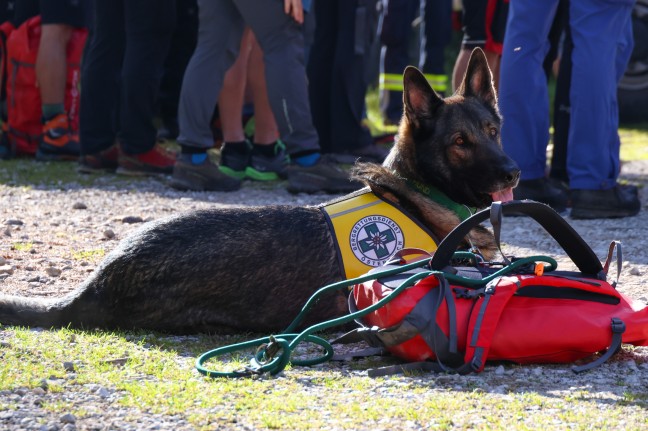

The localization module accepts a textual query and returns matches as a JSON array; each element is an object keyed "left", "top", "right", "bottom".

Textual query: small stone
[
  {"left": 629, "top": 267, "right": 641, "bottom": 276},
  {"left": 0, "top": 256, "right": 6, "bottom": 265},
  {"left": 494, "top": 365, "right": 505, "bottom": 375},
  {"left": 63, "top": 361, "right": 75, "bottom": 372},
  {"left": 46, "top": 266, "right": 62, "bottom": 277},
  {"left": 0, "top": 264, "right": 13, "bottom": 275},
  {"left": 122, "top": 216, "right": 143, "bottom": 224},
  {"left": 103, "top": 229, "right": 115, "bottom": 239},
  {"left": 72, "top": 202, "right": 87, "bottom": 210},
  {"left": 62, "top": 424, "right": 77, "bottom": 431},
  {"left": 32, "top": 387, "right": 46, "bottom": 396},
  {"left": 96, "top": 387, "right": 111, "bottom": 398},
  {"left": 60, "top": 413, "right": 76, "bottom": 424},
  {"left": 15, "top": 387, "right": 28, "bottom": 396},
  {"left": 6, "top": 219, "right": 23, "bottom": 225}
]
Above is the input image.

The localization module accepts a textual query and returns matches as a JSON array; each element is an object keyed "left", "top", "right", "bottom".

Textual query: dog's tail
[{"left": 0, "top": 294, "right": 71, "bottom": 328}]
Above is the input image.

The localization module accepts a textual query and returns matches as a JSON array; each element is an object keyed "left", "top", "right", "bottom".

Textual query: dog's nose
[{"left": 505, "top": 167, "right": 521, "bottom": 185}]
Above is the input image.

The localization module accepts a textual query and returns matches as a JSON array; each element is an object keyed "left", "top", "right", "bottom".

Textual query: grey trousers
[{"left": 177, "top": 0, "right": 320, "bottom": 155}]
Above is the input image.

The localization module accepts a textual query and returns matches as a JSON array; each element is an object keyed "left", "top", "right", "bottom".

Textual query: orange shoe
[
  {"left": 117, "top": 143, "right": 177, "bottom": 176},
  {"left": 35, "top": 113, "right": 80, "bottom": 161}
]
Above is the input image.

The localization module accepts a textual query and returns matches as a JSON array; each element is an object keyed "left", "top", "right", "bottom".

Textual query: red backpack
[
  {"left": 1, "top": 16, "right": 87, "bottom": 156},
  {"left": 352, "top": 201, "right": 648, "bottom": 376}
]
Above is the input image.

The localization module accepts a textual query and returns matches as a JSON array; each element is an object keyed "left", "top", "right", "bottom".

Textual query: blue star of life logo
[{"left": 350, "top": 215, "right": 404, "bottom": 267}]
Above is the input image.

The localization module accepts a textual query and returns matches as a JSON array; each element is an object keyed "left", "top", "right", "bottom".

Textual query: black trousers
[
  {"left": 306, "top": 0, "right": 374, "bottom": 153},
  {"left": 79, "top": 0, "right": 175, "bottom": 155}
]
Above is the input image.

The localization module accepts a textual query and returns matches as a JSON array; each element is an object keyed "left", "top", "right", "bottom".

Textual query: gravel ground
[{"left": 1, "top": 159, "right": 647, "bottom": 430}]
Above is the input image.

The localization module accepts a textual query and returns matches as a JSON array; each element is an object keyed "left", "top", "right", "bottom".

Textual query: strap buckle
[{"left": 611, "top": 317, "right": 626, "bottom": 334}]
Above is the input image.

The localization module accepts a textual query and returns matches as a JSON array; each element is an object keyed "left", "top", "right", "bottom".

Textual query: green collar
[{"left": 407, "top": 178, "right": 476, "bottom": 221}]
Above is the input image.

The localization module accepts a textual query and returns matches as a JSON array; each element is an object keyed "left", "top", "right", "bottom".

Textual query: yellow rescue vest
[{"left": 321, "top": 189, "right": 439, "bottom": 279}]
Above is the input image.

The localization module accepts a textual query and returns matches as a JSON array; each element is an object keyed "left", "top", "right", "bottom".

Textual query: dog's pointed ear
[
  {"left": 457, "top": 48, "right": 497, "bottom": 108},
  {"left": 403, "top": 66, "right": 443, "bottom": 125}
]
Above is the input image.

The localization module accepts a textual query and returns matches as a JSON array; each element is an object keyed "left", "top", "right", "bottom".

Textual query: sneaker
[
  {"left": 35, "top": 113, "right": 80, "bottom": 161},
  {"left": 285, "top": 155, "right": 363, "bottom": 194},
  {"left": 78, "top": 144, "right": 119, "bottom": 174},
  {"left": 170, "top": 154, "right": 241, "bottom": 191},
  {"left": 117, "top": 143, "right": 176, "bottom": 176},
  {"left": 219, "top": 140, "right": 251, "bottom": 179},
  {"left": 570, "top": 185, "right": 641, "bottom": 219},
  {"left": 245, "top": 141, "right": 289, "bottom": 181},
  {"left": 513, "top": 177, "right": 569, "bottom": 213}
]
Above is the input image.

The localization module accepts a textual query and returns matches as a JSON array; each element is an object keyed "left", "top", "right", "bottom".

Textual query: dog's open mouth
[{"left": 490, "top": 187, "right": 514, "bottom": 203}]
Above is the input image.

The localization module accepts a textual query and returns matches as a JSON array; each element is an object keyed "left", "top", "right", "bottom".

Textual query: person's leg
[
  {"left": 499, "top": 0, "right": 559, "bottom": 181},
  {"left": 244, "top": 31, "right": 286, "bottom": 181},
  {"left": 237, "top": 0, "right": 320, "bottom": 157},
  {"left": 379, "top": 0, "right": 419, "bottom": 124},
  {"left": 119, "top": 0, "right": 175, "bottom": 155},
  {"left": 452, "top": 0, "right": 487, "bottom": 92},
  {"left": 36, "top": 24, "right": 72, "bottom": 110},
  {"left": 157, "top": 0, "right": 198, "bottom": 140},
  {"left": 35, "top": 0, "right": 86, "bottom": 160},
  {"left": 79, "top": 0, "right": 125, "bottom": 156},
  {"left": 567, "top": 0, "right": 632, "bottom": 190},
  {"left": 327, "top": 0, "right": 373, "bottom": 154},
  {"left": 177, "top": 0, "right": 245, "bottom": 151},
  {"left": 218, "top": 27, "right": 253, "bottom": 179},
  {"left": 420, "top": 0, "right": 452, "bottom": 95},
  {"left": 306, "top": 0, "right": 336, "bottom": 153},
  {"left": 568, "top": 0, "right": 638, "bottom": 218},
  {"left": 499, "top": 0, "right": 568, "bottom": 210},
  {"left": 248, "top": 33, "right": 279, "bottom": 146},
  {"left": 550, "top": 2, "right": 571, "bottom": 184},
  {"left": 171, "top": 0, "right": 243, "bottom": 190}
]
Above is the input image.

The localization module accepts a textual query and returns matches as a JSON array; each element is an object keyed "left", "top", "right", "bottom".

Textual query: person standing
[
  {"left": 174, "top": 0, "right": 360, "bottom": 193},
  {"left": 78, "top": 0, "right": 177, "bottom": 175},
  {"left": 499, "top": 0, "right": 640, "bottom": 218}
]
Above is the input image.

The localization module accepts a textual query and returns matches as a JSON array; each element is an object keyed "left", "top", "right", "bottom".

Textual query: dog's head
[{"left": 384, "top": 48, "right": 520, "bottom": 208}]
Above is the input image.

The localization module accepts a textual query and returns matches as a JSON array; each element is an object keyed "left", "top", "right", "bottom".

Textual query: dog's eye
[
  {"left": 489, "top": 127, "right": 498, "bottom": 138},
  {"left": 455, "top": 136, "right": 464, "bottom": 146}
]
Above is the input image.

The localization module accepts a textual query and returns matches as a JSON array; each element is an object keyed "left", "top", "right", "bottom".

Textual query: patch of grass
[
  {"left": 620, "top": 126, "right": 648, "bottom": 161},
  {"left": 2, "top": 327, "right": 648, "bottom": 430},
  {"left": 11, "top": 241, "right": 34, "bottom": 252},
  {"left": 71, "top": 248, "right": 105, "bottom": 262}
]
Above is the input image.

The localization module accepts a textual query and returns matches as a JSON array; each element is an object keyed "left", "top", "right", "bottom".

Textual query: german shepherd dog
[{"left": 0, "top": 49, "right": 519, "bottom": 333}]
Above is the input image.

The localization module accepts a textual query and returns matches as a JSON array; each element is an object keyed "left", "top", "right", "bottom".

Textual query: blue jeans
[{"left": 499, "top": 0, "right": 634, "bottom": 190}]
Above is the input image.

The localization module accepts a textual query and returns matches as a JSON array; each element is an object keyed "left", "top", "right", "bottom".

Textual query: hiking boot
[
  {"left": 513, "top": 177, "right": 569, "bottom": 213},
  {"left": 171, "top": 154, "right": 241, "bottom": 191},
  {"left": 285, "top": 155, "right": 363, "bottom": 194},
  {"left": 570, "top": 185, "right": 641, "bottom": 219},
  {"left": 78, "top": 144, "right": 120, "bottom": 174},
  {"left": 117, "top": 143, "right": 176, "bottom": 176},
  {"left": 329, "top": 143, "right": 391, "bottom": 164},
  {"left": 245, "top": 140, "right": 289, "bottom": 181},
  {"left": 219, "top": 140, "right": 251, "bottom": 179},
  {"left": 35, "top": 113, "right": 80, "bottom": 161}
]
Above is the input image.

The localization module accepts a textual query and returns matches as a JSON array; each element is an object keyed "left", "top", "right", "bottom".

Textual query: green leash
[{"left": 195, "top": 254, "right": 557, "bottom": 378}]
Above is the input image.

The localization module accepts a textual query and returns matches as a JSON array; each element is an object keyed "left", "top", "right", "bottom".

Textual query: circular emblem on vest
[{"left": 349, "top": 215, "right": 405, "bottom": 267}]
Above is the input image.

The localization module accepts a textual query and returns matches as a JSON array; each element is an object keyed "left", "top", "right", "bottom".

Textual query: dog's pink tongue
[{"left": 490, "top": 187, "right": 514, "bottom": 203}]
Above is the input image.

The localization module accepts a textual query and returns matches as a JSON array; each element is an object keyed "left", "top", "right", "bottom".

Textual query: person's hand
[{"left": 284, "top": 0, "right": 304, "bottom": 24}]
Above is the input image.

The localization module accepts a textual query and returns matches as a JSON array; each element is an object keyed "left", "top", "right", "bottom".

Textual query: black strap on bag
[{"left": 430, "top": 200, "right": 604, "bottom": 278}]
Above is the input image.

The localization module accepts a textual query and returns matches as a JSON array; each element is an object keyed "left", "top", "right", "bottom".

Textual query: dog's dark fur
[{"left": 0, "top": 49, "right": 519, "bottom": 333}]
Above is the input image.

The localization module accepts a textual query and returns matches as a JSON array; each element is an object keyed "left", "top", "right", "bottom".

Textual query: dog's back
[{"left": 0, "top": 206, "right": 347, "bottom": 332}]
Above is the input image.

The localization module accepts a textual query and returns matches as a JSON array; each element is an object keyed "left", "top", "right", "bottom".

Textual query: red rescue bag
[
  {"left": 3, "top": 16, "right": 86, "bottom": 156},
  {"left": 353, "top": 201, "right": 648, "bottom": 375}
]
